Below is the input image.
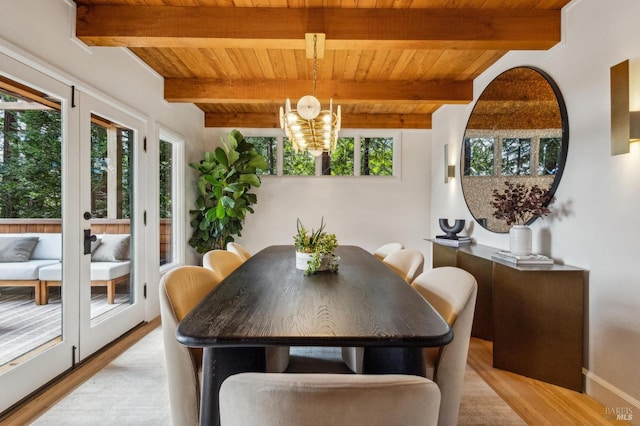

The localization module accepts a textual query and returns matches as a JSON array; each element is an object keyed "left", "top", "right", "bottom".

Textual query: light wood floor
[
  {"left": 0, "top": 322, "right": 628, "bottom": 425},
  {"left": 467, "top": 338, "right": 628, "bottom": 425}
]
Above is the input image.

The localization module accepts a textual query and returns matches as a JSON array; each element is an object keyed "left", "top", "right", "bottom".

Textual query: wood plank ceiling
[{"left": 73, "top": 0, "right": 571, "bottom": 129}]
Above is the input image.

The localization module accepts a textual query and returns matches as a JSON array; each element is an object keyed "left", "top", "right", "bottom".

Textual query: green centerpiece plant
[{"left": 293, "top": 217, "right": 339, "bottom": 275}]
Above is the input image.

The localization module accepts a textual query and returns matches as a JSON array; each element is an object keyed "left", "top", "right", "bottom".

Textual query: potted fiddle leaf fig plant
[
  {"left": 188, "top": 129, "right": 268, "bottom": 253},
  {"left": 293, "top": 217, "right": 339, "bottom": 275}
]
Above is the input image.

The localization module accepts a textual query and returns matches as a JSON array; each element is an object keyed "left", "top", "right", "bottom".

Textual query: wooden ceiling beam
[
  {"left": 76, "top": 5, "right": 561, "bottom": 50},
  {"left": 204, "top": 112, "right": 431, "bottom": 129},
  {"left": 166, "top": 79, "right": 473, "bottom": 104}
]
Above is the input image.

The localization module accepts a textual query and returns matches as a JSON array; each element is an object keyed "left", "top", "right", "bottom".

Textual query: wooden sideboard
[{"left": 429, "top": 241, "right": 586, "bottom": 392}]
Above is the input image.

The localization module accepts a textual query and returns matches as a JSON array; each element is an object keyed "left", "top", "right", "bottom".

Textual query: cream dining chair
[
  {"left": 382, "top": 249, "right": 425, "bottom": 284},
  {"left": 226, "top": 242, "right": 251, "bottom": 261},
  {"left": 373, "top": 242, "right": 404, "bottom": 261},
  {"left": 159, "top": 266, "right": 222, "bottom": 426},
  {"left": 411, "top": 267, "right": 478, "bottom": 426},
  {"left": 202, "top": 249, "right": 244, "bottom": 281},
  {"left": 219, "top": 372, "right": 441, "bottom": 426}
]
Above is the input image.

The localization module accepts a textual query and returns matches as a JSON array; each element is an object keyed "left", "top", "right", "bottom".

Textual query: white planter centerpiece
[
  {"left": 293, "top": 217, "right": 339, "bottom": 275},
  {"left": 491, "top": 181, "right": 554, "bottom": 256}
]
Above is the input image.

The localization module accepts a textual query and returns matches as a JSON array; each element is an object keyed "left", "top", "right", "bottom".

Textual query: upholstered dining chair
[
  {"left": 159, "top": 265, "right": 222, "bottom": 426},
  {"left": 382, "top": 249, "right": 425, "bottom": 284},
  {"left": 202, "top": 249, "right": 244, "bottom": 281},
  {"left": 373, "top": 242, "right": 404, "bottom": 261},
  {"left": 411, "top": 267, "right": 478, "bottom": 426},
  {"left": 219, "top": 373, "right": 441, "bottom": 426},
  {"left": 226, "top": 242, "right": 251, "bottom": 261}
]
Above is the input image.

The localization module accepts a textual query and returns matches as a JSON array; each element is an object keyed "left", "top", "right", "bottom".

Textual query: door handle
[{"left": 84, "top": 229, "right": 97, "bottom": 255}]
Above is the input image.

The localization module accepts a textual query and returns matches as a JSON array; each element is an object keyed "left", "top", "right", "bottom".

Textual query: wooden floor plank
[{"left": 467, "top": 338, "right": 629, "bottom": 425}]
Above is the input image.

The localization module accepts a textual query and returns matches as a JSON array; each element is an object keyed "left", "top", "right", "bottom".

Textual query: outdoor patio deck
[{"left": 0, "top": 286, "right": 130, "bottom": 370}]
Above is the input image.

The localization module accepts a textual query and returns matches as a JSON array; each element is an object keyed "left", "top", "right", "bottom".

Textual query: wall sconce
[
  {"left": 611, "top": 59, "right": 640, "bottom": 155},
  {"left": 444, "top": 144, "right": 456, "bottom": 183}
]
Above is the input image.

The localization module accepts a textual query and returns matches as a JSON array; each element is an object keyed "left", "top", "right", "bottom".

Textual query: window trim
[{"left": 158, "top": 127, "right": 185, "bottom": 272}]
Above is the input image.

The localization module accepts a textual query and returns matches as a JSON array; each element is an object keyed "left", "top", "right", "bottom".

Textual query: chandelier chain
[{"left": 312, "top": 34, "right": 317, "bottom": 97}]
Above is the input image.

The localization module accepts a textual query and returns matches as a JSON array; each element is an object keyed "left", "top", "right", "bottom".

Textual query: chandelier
[{"left": 280, "top": 34, "right": 341, "bottom": 157}]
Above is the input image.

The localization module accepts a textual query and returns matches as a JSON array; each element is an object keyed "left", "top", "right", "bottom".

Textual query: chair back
[
  {"left": 382, "top": 249, "right": 424, "bottom": 284},
  {"left": 227, "top": 242, "right": 252, "bottom": 261},
  {"left": 220, "top": 373, "right": 441, "bottom": 426},
  {"left": 159, "top": 266, "right": 222, "bottom": 426},
  {"left": 411, "top": 267, "right": 478, "bottom": 426},
  {"left": 373, "top": 242, "right": 404, "bottom": 260},
  {"left": 203, "top": 249, "right": 244, "bottom": 280}
]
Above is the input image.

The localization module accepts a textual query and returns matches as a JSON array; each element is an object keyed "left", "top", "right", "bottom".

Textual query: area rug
[{"left": 32, "top": 327, "right": 524, "bottom": 425}]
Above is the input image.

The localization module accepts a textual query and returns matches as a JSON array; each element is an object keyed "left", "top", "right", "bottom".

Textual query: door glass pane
[
  {"left": 159, "top": 138, "right": 173, "bottom": 266},
  {"left": 0, "top": 79, "right": 63, "bottom": 370},
  {"left": 89, "top": 115, "right": 134, "bottom": 321}
]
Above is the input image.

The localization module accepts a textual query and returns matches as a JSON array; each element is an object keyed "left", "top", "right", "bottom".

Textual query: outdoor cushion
[
  {"left": 0, "top": 259, "right": 60, "bottom": 280},
  {"left": 0, "top": 236, "right": 40, "bottom": 262},
  {"left": 92, "top": 234, "right": 130, "bottom": 262},
  {"left": 38, "top": 261, "right": 130, "bottom": 282}
]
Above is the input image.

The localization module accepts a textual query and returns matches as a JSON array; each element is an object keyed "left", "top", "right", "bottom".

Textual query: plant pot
[
  {"left": 295, "top": 252, "right": 333, "bottom": 272},
  {"left": 509, "top": 225, "right": 532, "bottom": 256}
]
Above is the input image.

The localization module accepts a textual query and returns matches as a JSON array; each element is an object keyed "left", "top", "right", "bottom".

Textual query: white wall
[
  {"left": 431, "top": 0, "right": 640, "bottom": 417},
  {"left": 201, "top": 128, "right": 434, "bottom": 258},
  {"left": 0, "top": 0, "right": 207, "bottom": 319}
]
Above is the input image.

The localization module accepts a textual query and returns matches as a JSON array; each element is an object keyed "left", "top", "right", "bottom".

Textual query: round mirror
[{"left": 460, "top": 67, "right": 568, "bottom": 233}]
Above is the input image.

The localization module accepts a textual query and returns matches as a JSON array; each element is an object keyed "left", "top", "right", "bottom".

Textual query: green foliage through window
[
  {"left": 283, "top": 138, "right": 315, "bottom": 176},
  {"left": 245, "top": 136, "right": 277, "bottom": 175},
  {"left": 464, "top": 137, "right": 495, "bottom": 176},
  {"left": 360, "top": 137, "right": 393, "bottom": 176},
  {"left": 538, "top": 137, "right": 562, "bottom": 175},
  {"left": 323, "top": 137, "right": 354, "bottom": 176},
  {"left": 501, "top": 138, "right": 531, "bottom": 176},
  {"left": 0, "top": 93, "right": 62, "bottom": 218}
]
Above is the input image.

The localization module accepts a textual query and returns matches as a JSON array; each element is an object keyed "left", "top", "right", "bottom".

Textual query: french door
[
  {"left": 77, "top": 93, "right": 145, "bottom": 359},
  {"left": 0, "top": 52, "right": 146, "bottom": 412}
]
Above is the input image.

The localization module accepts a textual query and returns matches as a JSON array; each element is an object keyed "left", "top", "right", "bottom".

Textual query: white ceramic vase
[
  {"left": 295, "top": 251, "right": 328, "bottom": 271},
  {"left": 509, "top": 225, "right": 532, "bottom": 256}
]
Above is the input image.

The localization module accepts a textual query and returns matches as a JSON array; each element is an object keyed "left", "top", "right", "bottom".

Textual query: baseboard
[{"left": 584, "top": 368, "right": 639, "bottom": 425}]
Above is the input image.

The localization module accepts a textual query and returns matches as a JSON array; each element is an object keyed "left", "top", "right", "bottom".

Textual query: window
[
  {"left": 360, "top": 137, "right": 393, "bottom": 176},
  {"left": 159, "top": 129, "right": 184, "bottom": 269},
  {"left": 283, "top": 138, "right": 315, "bottom": 176},
  {"left": 236, "top": 131, "right": 398, "bottom": 177},
  {"left": 245, "top": 136, "right": 277, "bottom": 175},
  {"left": 323, "top": 137, "right": 354, "bottom": 176},
  {"left": 501, "top": 138, "right": 531, "bottom": 176},
  {"left": 463, "top": 137, "right": 495, "bottom": 176},
  {"left": 538, "top": 137, "right": 562, "bottom": 175}
]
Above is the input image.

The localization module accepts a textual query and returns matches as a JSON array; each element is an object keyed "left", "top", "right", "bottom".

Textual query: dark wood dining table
[{"left": 176, "top": 245, "right": 452, "bottom": 426}]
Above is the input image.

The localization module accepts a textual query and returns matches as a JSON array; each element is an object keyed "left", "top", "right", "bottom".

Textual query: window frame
[
  {"left": 239, "top": 129, "right": 401, "bottom": 178},
  {"left": 158, "top": 127, "right": 185, "bottom": 272}
]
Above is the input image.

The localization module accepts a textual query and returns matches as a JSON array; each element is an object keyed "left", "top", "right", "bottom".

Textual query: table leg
[
  {"left": 200, "top": 347, "right": 266, "bottom": 426},
  {"left": 362, "top": 347, "right": 426, "bottom": 377}
]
